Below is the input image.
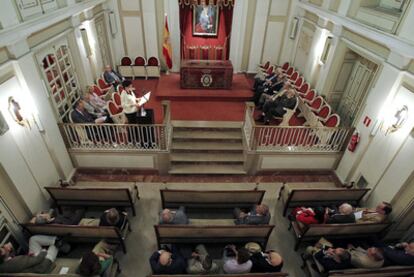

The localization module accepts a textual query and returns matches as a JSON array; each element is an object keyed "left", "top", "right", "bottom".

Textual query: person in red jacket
[{"left": 291, "top": 206, "right": 325, "bottom": 225}]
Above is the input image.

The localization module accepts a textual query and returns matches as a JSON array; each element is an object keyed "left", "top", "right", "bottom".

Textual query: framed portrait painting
[{"left": 193, "top": 4, "right": 219, "bottom": 37}]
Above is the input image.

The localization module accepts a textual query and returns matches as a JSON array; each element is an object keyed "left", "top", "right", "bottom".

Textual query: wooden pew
[
  {"left": 160, "top": 189, "right": 265, "bottom": 212},
  {"left": 22, "top": 223, "right": 129, "bottom": 253},
  {"left": 154, "top": 225, "right": 275, "bottom": 249},
  {"left": 148, "top": 274, "right": 289, "bottom": 277},
  {"left": 290, "top": 221, "right": 391, "bottom": 250},
  {"left": 278, "top": 182, "right": 370, "bottom": 216},
  {"left": 45, "top": 182, "right": 139, "bottom": 216}
]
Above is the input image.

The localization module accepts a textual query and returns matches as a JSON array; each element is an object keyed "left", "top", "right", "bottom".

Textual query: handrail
[{"left": 162, "top": 100, "right": 172, "bottom": 150}]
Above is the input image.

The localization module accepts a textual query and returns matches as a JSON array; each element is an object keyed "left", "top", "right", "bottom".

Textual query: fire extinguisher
[{"left": 348, "top": 131, "right": 360, "bottom": 152}]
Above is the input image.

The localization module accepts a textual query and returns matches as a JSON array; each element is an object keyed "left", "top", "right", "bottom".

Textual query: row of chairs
[
  {"left": 119, "top": 56, "right": 161, "bottom": 79},
  {"left": 259, "top": 61, "right": 340, "bottom": 128}
]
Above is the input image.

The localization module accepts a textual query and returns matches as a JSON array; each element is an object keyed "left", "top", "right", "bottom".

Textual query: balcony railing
[{"left": 243, "top": 103, "right": 354, "bottom": 153}]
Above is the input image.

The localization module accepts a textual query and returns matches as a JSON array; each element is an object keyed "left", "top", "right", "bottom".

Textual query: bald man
[
  {"left": 250, "top": 250, "right": 284, "bottom": 273},
  {"left": 159, "top": 206, "right": 189, "bottom": 225},
  {"left": 234, "top": 204, "right": 271, "bottom": 225},
  {"left": 103, "top": 65, "right": 124, "bottom": 87},
  {"left": 149, "top": 247, "right": 187, "bottom": 274}
]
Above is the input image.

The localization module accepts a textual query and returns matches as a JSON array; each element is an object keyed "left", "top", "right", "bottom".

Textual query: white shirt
[{"left": 121, "top": 90, "right": 138, "bottom": 114}]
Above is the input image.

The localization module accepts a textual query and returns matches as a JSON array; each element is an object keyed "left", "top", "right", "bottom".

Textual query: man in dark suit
[
  {"left": 149, "top": 246, "right": 187, "bottom": 274},
  {"left": 250, "top": 250, "right": 283, "bottom": 273},
  {"left": 261, "top": 89, "right": 297, "bottom": 124},
  {"left": 103, "top": 65, "right": 124, "bottom": 88},
  {"left": 234, "top": 204, "right": 271, "bottom": 225},
  {"left": 71, "top": 99, "right": 107, "bottom": 124},
  {"left": 325, "top": 203, "right": 356, "bottom": 224}
]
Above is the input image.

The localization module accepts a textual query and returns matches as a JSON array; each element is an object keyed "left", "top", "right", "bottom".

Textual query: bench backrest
[
  {"left": 289, "top": 188, "right": 370, "bottom": 204},
  {"left": 154, "top": 225, "right": 274, "bottom": 247},
  {"left": 161, "top": 189, "right": 265, "bottom": 209},
  {"left": 148, "top": 274, "right": 289, "bottom": 277},
  {"left": 22, "top": 224, "right": 120, "bottom": 239},
  {"left": 304, "top": 222, "right": 390, "bottom": 237},
  {"left": 329, "top": 265, "right": 414, "bottom": 276},
  {"left": 45, "top": 186, "right": 132, "bottom": 204}
]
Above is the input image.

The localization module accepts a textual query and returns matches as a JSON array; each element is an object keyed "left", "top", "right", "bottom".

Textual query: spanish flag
[{"left": 162, "top": 14, "right": 173, "bottom": 70}]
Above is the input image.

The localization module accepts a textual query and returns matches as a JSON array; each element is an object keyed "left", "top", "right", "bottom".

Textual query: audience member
[
  {"left": 260, "top": 89, "right": 297, "bottom": 125},
  {"left": 253, "top": 70, "right": 286, "bottom": 105},
  {"left": 355, "top": 201, "right": 392, "bottom": 223},
  {"left": 149, "top": 246, "right": 187, "bottom": 274},
  {"left": 348, "top": 246, "right": 384, "bottom": 268},
  {"left": 234, "top": 204, "right": 271, "bottom": 225},
  {"left": 30, "top": 208, "right": 85, "bottom": 225},
  {"left": 382, "top": 242, "right": 414, "bottom": 266},
  {"left": 0, "top": 235, "right": 59, "bottom": 274},
  {"left": 250, "top": 250, "right": 284, "bottom": 273},
  {"left": 290, "top": 206, "right": 325, "bottom": 225},
  {"left": 313, "top": 247, "right": 352, "bottom": 271},
  {"left": 78, "top": 240, "right": 114, "bottom": 276},
  {"left": 159, "top": 206, "right": 189, "bottom": 225},
  {"left": 186, "top": 244, "right": 219, "bottom": 274},
  {"left": 71, "top": 99, "right": 107, "bottom": 124},
  {"left": 83, "top": 86, "right": 107, "bottom": 115},
  {"left": 121, "top": 80, "right": 141, "bottom": 124},
  {"left": 222, "top": 245, "right": 252, "bottom": 274},
  {"left": 103, "top": 65, "right": 124, "bottom": 88},
  {"left": 257, "top": 81, "right": 290, "bottom": 109},
  {"left": 99, "top": 208, "right": 127, "bottom": 229},
  {"left": 325, "top": 203, "right": 356, "bottom": 224}
]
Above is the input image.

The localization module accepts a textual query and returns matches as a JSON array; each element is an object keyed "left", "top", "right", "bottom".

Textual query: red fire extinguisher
[{"left": 348, "top": 131, "right": 360, "bottom": 152}]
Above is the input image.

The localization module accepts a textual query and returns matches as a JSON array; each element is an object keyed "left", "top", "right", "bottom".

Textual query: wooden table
[{"left": 180, "top": 60, "right": 233, "bottom": 89}]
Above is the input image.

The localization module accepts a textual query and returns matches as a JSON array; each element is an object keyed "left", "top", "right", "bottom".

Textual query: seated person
[
  {"left": 83, "top": 88, "right": 107, "bottom": 117},
  {"left": 261, "top": 89, "right": 297, "bottom": 125},
  {"left": 234, "top": 204, "right": 271, "bottom": 225},
  {"left": 253, "top": 71, "right": 286, "bottom": 106},
  {"left": 78, "top": 240, "right": 114, "bottom": 276},
  {"left": 290, "top": 206, "right": 326, "bottom": 225},
  {"left": 314, "top": 247, "right": 352, "bottom": 271},
  {"left": 0, "top": 235, "right": 59, "bottom": 274},
  {"left": 159, "top": 206, "right": 189, "bottom": 225},
  {"left": 325, "top": 203, "right": 356, "bottom": 224},
  {"left": 382, "top": 241, "right": 414, "bottom": 266},
  {"left": 223, "top": 245, "right": 252, "bottom": 274},
  {"left": 186, "top": 244, "right": 219, "bottom": 274},
  {"left": 71, "top": 99, "right": 108, "bottom": 124},
  {"left": 99, "top": 208, "right": 127, "bottom": 229},
  {"left": 149, "top": 246, "right": 187, "bottom": 274},
  {"left": 348, "top": 245, "right": 384, "bottom": 268},
  {"left": 355, "top": 201, "right": 392, "bottom": 223},
  {"left": 257, "top": 81, "right": 290, "bottom": 109},
  {"left": 250, "top": 250, "right": 283, "bottom": 273},
  {"left": 30, "top": 208, "right": 85, "bottom": 225},
  {"left": 103, "top": 65, "right": 124, "bottom": 88}
]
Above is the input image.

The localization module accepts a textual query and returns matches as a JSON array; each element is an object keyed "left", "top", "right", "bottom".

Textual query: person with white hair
[
  {"left": 325, "top": 203, "right": 356, "bottom": 224},
  {"left": 159, "top": 206, "right": 189, "bottom": 225}
]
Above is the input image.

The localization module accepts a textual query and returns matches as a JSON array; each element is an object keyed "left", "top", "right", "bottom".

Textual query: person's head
[
  {"left": 74, "top": 99, "right": 85, "bottom": 111},
  {"left": 334, "top": 248, "right": 350, "bottom": 262},
  {"left": 376, "top": 202, "right": 392, "bottom": 215},
  {"left": 122, "top": 80, "right": 133, "bottom": 91},
  {"left": 286, "top": 89, "right": 296, "bottom": 98},
  {"left": 159, "top": 251, "right": 172, "bottom": 266},
  {"left": 275, "top": 68, "right": 283, "bottom": 75},
  {"left": 338, "top": 203, "right": 354, "bottom": 215},
  {"left": 79, "top": 251, "right": 101, "bottom": 276},
  {"left": 404, "top": 242, "right": 414, "bottom": 256},
  {"left": 255, "top": 204, "right": 269, "bottom": 216},
  {"left": 105, "top": 208, "right": 120, "bottom": 226},
  {"left": 104, "top": 65, "right": 112, "bottom": 72},
  {"left": 236, "top": 248, "right": 251, "bottom": 265},
  {"left": 0, "top": 243, "right": 13, "bottom": 264},
  {"left": 367, "top": 247, "right": 384, "bottom": 261},
  {"left": 267, "top": 250, "right": 283, "bottom": 267},
  {"left": 282, "top": 82, "right": 291, "bottom": 91},
  {"left": 161, "top": 209, "right": 173, "bottom": 223},
  {"left": 201, "top": 254, "right": 213, "bottom": 270}
]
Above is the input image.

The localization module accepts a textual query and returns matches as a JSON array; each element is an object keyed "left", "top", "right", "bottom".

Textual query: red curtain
[{"left": 179, "top": 3, "right": 234, "bottom": 60}]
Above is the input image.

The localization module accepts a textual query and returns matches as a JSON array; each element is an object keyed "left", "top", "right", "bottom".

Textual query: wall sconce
[
  {"left": 320, "top": 36, "right": 332, "bottom": 64},
  {"left": 8, "top": 96, "right": 30, "bottom": 128},
  {"left": 386, "top": 105, "right": 408, "bottom": 134},
  {"left": 289, "top": 17, "right": 299, "bottom": 39}
]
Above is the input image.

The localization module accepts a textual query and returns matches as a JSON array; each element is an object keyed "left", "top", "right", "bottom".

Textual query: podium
[{"left": 180, "top": 60, "right": 233, "bottom": 89}]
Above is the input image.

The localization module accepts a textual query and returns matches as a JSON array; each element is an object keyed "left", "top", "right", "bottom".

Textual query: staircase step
[
  {"left": 173, "top": 130, "right": 242, "bottom": 140},
  {"left": 169, "top": 164, "right": 246, "bottom": 175},
  {"left": 172, "top": 141, "right": 243, "bottom": 151},
  {"left": 171, "top": 153, "right": 244, "bottom": 162},
  {"left": 172, "top": 120, "right": 243, "bottom": 129}
]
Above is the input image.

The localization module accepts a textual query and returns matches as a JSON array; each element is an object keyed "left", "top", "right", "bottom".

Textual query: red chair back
[
  {"left": 113, "top": 92, "right": 122, "bottom": 107},
  {"left": 289, "top": 72, "right": 299, "bottom": 81},
  {"left": 215, "top": 47, "right": 224, "bottom": 60},
  {"left": 134, "top": 56, "right": 146, "bottom": 66},
  {"left": 310, "top": 96, "right": 323, "bottom": 110},
  {"left": 108, "top": 101, "right": 121, "bottom": 115},
  {"left": 261, "top": 61, "right": 270, "bottom": 69},
  {"left": 294, "top": 77, "right": 303, "bottom": 88},
  {"left": 324, "top": 114, "right": 340, "bottom": 127},
  {"left": 92, "top": 85, "right": 103, "bottom": 96},
  {"left": 304, "top": 89, "right": 316, "bottom": 102},
  {"left": 117, "top": 85, "right": 124, "bottom": 93},
  {"left": 97, "top": 78, "right": 110, "bottom": 89},
  {"left": 317, "top": 105, "right": 331, "bottom": 120},
  {"left": 147, "top": 57, "right": 159, "bottom": 66},
  {"left": 298, "top": 83, "right": 309, "bottom": 95},
  {"left": 121, "top": 57, "right": 132, "bottom": 66},
  {"left": 282, "top": 62, "right": 289, "bottom": 71},
  {"left": 188, "top": 47, "right": 196, "bottom": 59},
  {"left": 286, "top": 67, "right": 294, "bottom": 76},
  {"left": 201, "top": 48, "right": 209, "bottom": 60},
  {"left": 266, "top": 65, "right": 274, "bottom": 75}
]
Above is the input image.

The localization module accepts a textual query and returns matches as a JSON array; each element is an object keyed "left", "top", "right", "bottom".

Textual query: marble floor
[{"left": 104, "top": 181, "right": 312, "bottom": 277}]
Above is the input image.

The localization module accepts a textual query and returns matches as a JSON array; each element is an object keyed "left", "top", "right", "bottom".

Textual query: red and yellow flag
[{"left": 162, "top": 14, "right": 173, "bottom": 70}]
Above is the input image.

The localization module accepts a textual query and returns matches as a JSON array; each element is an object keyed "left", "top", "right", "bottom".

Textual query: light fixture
[
  {"left": 320, "top": 36, "right": 332, "bottom": 64},
  {"left": 8, "top": 96, "right": 30, "bottom": 128},
  {"left": 386, "top": 105, "right": 408, "bottom": 134}
]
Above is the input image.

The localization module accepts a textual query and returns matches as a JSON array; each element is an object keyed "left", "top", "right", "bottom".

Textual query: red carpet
[{"left": 132, "top": 73, "right": 253, "bottom": 122}]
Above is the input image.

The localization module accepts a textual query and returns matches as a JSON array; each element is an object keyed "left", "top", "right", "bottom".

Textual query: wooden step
[
  {"left": 173, "top": 130, "right": 242, "bottom": 140},
  {"left": 169, "top": 164, "right": 246, "bottom": 175},
  {"left": 172, "top": 141, "right": 243, "bottom": 151},
  {"left": 172, "top": 120, "right": 243, "bottom": 129},
  {"left": 171, "top": 153, "right": 244, "bottom": 162}
]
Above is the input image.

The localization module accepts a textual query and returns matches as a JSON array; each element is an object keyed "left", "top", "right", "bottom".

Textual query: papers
[
  {"left": 137, "top": 91, "right": 151, "bottom": 106},
  {"left": 354, "top": 211, "right": 363, "bottom": 220},
  {"left": 59, "top": 267, "right": 69, "bottom": 274}
]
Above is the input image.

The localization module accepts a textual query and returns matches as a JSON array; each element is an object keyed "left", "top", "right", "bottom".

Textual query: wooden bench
[
  {"left": 148, "top": 274, "right": 289, "bottom": 277},
  {"left": 289, "top": 221, "right": 391, "bottom": 250},
  {"left": 22, "top": 223, "right": 130, "bottom": 253},
  {"left": 161, "top": 188, "right": 265, "bottom": 212},
  {"left": 278, "top": 182, "right": 370, "bottom": 216},
  {"left": 154, "top": 224, "right": 274, "bottom": 249},
  {"left": 303, "top": 252, "right": 414, "bottom": 277},
  {"left": 45, "top": 182, "right": 139, "bottom": 216}
]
